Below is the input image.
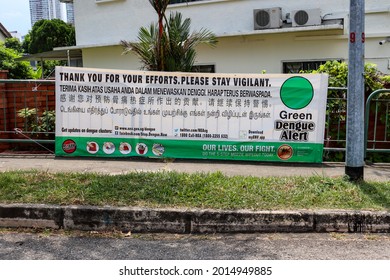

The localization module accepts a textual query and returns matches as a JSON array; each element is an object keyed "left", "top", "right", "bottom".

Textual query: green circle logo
[{"left": 280, "top": 76, "right": 314, "bottom": 110}]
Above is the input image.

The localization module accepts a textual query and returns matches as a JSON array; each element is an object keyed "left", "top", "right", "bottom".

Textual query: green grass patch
[{"left": 0, "top": 170, "right": 389, "bottom": 211}]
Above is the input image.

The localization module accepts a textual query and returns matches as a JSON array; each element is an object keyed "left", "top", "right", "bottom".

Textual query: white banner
[{"left": 55, "top": 67, "right": 328, "bottom": 162}]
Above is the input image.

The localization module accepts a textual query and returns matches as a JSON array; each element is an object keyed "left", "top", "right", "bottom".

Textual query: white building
[
  {"left": 65, "top": 2, "right": 75, "bottom": 25},
  {"left": 29, "top": 0, "right": 66, "bottom": 26},
  {"left": 59, "top": 0, "right": 390, "bottom": 74}
]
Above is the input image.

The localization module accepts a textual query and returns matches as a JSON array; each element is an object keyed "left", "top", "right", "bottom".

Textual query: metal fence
[
  {"left": 323, "top": 87, "right": 348, "bottom": 152},
  {"left": 0, "top": 79, "right": 389, "bottom": 159},
  {"left": 364, "top": 89, "right": 390, "bottom": 156},
  {"left": 323, "top": 87, "right": 390, "bottom": 161},
  {"left": 0, "top": 80, "right": 55, "bottom": 153}
]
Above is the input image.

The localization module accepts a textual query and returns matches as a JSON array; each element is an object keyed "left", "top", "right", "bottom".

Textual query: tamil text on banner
[{"left": 55, "top": 66, "right": 328, "bottom": 163}]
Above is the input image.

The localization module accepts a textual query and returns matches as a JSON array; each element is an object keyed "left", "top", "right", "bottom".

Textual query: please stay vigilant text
[{"left": 59, "top": 72, "right": 271, "bottom": 87}]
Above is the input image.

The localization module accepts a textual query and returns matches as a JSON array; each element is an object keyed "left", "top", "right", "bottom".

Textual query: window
[
  {"left": 191, "top": 64, "right": 215, "bottom": 73},
  {"left": 282, "top": 60, "right": 328, "bottom": 73}
]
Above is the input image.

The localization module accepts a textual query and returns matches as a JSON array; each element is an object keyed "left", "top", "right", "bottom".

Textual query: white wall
[
  {"left": 74, "top": 0, "right": 390, "bottom": 74},
  {"left": 82, "top": 45, "right": 142, "bottom": 70},
  {"left": 0, "top": 33, "right": 6, "bottom": 42},
  {"left": 74, "top": 0, "right": 155, "bottom": 46},
  {"left": 194, "top": 33, "right": 348, "bottom": 74}
]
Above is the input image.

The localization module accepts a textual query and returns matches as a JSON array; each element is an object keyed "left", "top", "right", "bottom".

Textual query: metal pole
[
  {"left": 40, "top": 58, "right": 44, "bottom": 79},
  {"left": 67, "top": 50, "right": 71, "bottom": 66},
  {"left": 346, "top": 0, "right": 365, "bottom": 181}
]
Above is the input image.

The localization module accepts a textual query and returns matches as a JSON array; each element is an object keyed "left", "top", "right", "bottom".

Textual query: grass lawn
[{"left": 0, "top": 170, "right": 389, "bottom": 211}]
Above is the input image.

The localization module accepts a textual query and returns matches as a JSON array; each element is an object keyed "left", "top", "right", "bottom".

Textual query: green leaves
[
  {"left": 122, "top": 24, "right": 160, "bottom": 71},
  {"left": 0, "top": 42, "right": 35, "bottom": 79},
  {"left": 310, "top": 60, "right": 386, "bottom": 93},
  {"left": 17, "top": 108, "right": 55, "bottom": 135},
  {"left": 27, "top": 19, "right": 76, "bottom": 54}
]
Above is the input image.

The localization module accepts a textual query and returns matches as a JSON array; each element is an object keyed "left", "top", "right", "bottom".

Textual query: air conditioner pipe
[{"left": 379, "top": 37, "right": 390, "bottom": 45}]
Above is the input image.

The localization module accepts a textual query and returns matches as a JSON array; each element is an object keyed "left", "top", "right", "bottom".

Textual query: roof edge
[{"left": 0, "top": 22, "right": 12, "bottom": 39}]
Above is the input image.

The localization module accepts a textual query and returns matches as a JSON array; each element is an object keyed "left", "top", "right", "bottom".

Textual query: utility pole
[{"left": 346, "top": 0, "right": 365, "bottom": 181}]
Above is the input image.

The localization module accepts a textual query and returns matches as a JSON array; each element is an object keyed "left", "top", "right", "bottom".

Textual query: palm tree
[
  {"left": 148, "top": 0, "right": 169, "bottom": 70},
  {"left": 121, "top": 0, "right": 217, "bottom": 72},
  {"left": 166, "top": 12, "right": 217, "bottom": 72}
]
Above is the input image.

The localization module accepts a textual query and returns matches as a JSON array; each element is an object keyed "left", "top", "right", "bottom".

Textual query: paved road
[
  {"left": 0, "top": 155, "right": 389, "bottom": 181},
  {"left": 1, "top": 231, "right": 390, "bottom": 260}
]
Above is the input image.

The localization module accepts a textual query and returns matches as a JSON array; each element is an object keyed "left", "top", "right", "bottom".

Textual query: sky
[{"left": 0, "top": 0, "right": 32, "bottom": 37}]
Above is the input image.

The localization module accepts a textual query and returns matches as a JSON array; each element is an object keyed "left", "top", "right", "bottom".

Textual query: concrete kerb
[
  {"left": 1, "top": 204, "right": 390, "bottom": 234},
  {"left": 0, "top": 204, "right": 64, "bottom": 229}
]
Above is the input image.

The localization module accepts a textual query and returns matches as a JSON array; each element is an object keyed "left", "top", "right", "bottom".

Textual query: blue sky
[{"left": 1, "top": 0, "right": 31, "bottom": 36}]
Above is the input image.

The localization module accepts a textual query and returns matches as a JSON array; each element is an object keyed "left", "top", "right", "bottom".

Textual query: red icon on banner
[
  {"left": 62, "top": 139, "right": 76, "bottom": 154},
  {"left": 136, "top": 143, "right": 148, "bottom": 155},
  {"left": 87, "top": 142, "right": 99, "bottom": 154}
]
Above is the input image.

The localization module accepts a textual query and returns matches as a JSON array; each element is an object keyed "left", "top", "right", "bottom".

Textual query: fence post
[{"left": 0, "top": 71, "right": 10, "bottom": 152}]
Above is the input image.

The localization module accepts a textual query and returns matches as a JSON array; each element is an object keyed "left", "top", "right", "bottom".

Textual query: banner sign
[{"left": 55, "top": 66, "right": 328, "bottom": 162}]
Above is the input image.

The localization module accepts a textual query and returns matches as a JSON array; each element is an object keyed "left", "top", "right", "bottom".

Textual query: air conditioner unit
[
  {"left": 291, "top": 9, "right": 321, "bottom": 27},
  {"left": 253, "top": 7, "right": 282, "bottom": 30}
]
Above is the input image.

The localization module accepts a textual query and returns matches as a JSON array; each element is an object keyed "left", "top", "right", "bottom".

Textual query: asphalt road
[{"left": 1, "top": 231, "right": 390, "bottom": 260}]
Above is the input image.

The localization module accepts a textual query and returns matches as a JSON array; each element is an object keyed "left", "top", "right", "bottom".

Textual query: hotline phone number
[{"left": 179, "top": 133, "right": 228, "bottom": 139}]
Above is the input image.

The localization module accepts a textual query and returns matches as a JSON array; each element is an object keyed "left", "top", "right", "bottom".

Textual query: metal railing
[
  {"left": 323, "top": 87, "right": 390, "bottom": 160},
  {"left": 323, "top": 87, "right": 348, "bottom": 152},
  {"left": 364, "top": 89, "right": 390, "bottom": 156},
  {"left": 0, "top": 80, "right": 55, "bottom": 151}
]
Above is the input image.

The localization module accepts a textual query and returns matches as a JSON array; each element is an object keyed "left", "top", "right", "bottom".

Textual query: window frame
[
  {"left": 282, "top": 59, "right": 343, "bottom": 73},
  {"left": 191, "top": 64, "right": 216, "bottom": 73}
]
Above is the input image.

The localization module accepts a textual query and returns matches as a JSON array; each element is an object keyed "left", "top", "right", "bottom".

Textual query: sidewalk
[{"left": 0, "top": 155, "right": 389, "bottom": 234}]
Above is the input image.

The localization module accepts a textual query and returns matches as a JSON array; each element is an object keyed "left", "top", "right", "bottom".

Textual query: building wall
[
  {"left": 0, "top": 22, "right": 12, "bottom": 42},
  {"left": 73, "top": 0, "right": 154, "bottom": 46},
  {"left": 82, "top": 46, "right": 142, "bottom": 70},
  {"left": 74, "top": 0, "right": 390, "bottom": 74},
  {"left": 0, "top": 32, "right": 6, "bottom": 42}
]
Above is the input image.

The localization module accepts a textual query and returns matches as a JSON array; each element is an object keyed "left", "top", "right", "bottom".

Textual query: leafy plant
[
  {"left": 310, "top": 61, "right": 348, "bottom": 151},
  {"left": 39, "top": 110, "right": 56, "bottom": 135},
  {"left": 17, "top": 108, "right": 39, "bottom": 133},
  {"left": 121, "top": 0, "right": 217, "bottom": 71},
  {"left": 17, "top": 108, "right": 55, "bottom": 136},
  {"left": 4, "top": 37, "right": 23, "bottom": 53},
  {"left": 381, "top": 75, "right": 390, "bottom": 88},
  {"left": 0, "top": 42, "right": 36, "bottom": 79},
  {"left": 310, "top": 60, "right": 384, "bottom": 93}
]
